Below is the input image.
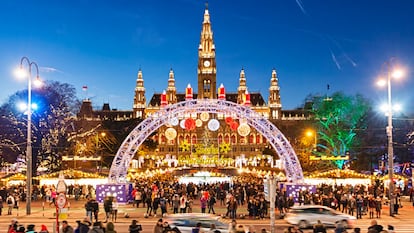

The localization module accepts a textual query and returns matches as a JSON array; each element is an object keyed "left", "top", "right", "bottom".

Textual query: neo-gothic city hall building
[{"left": 78, "top": 6, "right": 310, "bottom": 167}]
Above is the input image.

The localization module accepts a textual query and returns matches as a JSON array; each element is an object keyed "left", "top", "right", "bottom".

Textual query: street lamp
[
  {"left": 376, "top": 58, "right": 404, "bottom": 217},
  {"left": 16, "top": 56, "right": 42, "bottom": 215},
  {"left": 305, "top": 129, "right": 317, "bottom": 151}
]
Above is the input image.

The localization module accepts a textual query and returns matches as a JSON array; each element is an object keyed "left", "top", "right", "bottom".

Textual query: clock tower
[{"left": 197, "top": 4, "right": 217, "bottom": 99}]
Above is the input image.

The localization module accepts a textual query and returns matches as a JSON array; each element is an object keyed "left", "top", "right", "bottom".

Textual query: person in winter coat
[
  {"left": 62, "top": 220, "right": 74, "bottom": 233},
  {"left": 6, "top": 194, "right": 15, "bottom": 215},
  {"left": 129, "top": 219, "right": 142, "bottom": 233},
  {"left": 313, "top": 220, "right": 327, "bottom": 233},
  {"left": 105, "top": 222, "right": 117, "bottom": 233}
]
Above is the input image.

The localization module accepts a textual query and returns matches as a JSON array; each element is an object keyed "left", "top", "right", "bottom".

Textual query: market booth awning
[
  {"left": 0, "top": 173, "right": 26, "bottom": 186},
  {"left": 304, "top": 169, "right": 374, "bottom": 186},
  {"left": 34, "top": 169, "right": 107, "bottom": 187}
]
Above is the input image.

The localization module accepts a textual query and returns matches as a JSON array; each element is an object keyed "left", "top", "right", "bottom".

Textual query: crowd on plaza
[{"left": 1, "top": 173, "right": 413, "bottom": 233}]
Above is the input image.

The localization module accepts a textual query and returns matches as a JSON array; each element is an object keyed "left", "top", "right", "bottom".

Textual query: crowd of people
[
  {"left": 1, "top": 173, "right": 413, "bottom": 233},
  {"left": 6, "top": 216, "right": 138, "bottom": 233}
]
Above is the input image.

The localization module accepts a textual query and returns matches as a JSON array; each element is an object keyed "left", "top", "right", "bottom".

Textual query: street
[{"left": 1, "top": 198, "right": 414, "bottom": 233}]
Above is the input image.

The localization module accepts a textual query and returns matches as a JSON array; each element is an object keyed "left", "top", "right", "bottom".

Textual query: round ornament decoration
[
  {"left": 230, "top": 121, "right": 239, "bottom": 131},
  {"left": 180, "top": 119, "right": 186, "bottom": 129},
  {"left": 239, "top": 118, "right": 248, "bottom": 125},
  {"left": 195, "top": 119, "right": 203, "bottom": 127},
  {"left": 208, "top": 119, "right": 220, "bottom": 131},
  {"left": 184, "top": 118, "right": 196, "bottom": 130},
  {"left": 169, "top": 117, "right": 179, "bottom": 126},
  {"left": 225, "top": 116, "right": 233, "bottom": 125},
  {"left": 237, "top": 123, "right": 251, "bottom": 136},
  {"left": 165, "top": 128, "right": 177, "bottom": 140},
  {"left": 200, "top": 112, "right": 209, "bottom": 122}
]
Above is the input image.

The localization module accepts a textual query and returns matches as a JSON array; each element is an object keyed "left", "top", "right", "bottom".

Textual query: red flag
[{"left": 82, "top": 85, "right": 88, "bottom": 91}]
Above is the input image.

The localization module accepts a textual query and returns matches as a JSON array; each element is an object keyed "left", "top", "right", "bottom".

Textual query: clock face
[{"left": 203, "top": 60, "right": 211, "bottom": 67}]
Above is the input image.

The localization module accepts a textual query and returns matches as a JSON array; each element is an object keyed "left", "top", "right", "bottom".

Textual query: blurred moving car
[
  {"left": 164, "top": 213, "right": 230, "bottom": 233},
  {"left": 284, "top": 205, "right": 356, "bottom": 229}
]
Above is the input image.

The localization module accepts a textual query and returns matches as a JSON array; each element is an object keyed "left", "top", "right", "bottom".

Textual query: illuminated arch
[{"left": 109, "top": 99, "right": 304, "bottom": 183}]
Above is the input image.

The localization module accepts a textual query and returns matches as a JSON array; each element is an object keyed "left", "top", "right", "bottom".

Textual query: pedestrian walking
[
  {"left": 106, "top": 222, "right": 117, "bottom": 233},
  {"left": 111, "top": 199, "right": 119, "bottom": 222},
  {"left": 129, "top": 219, "right": 142, "bottom": 233},
  {"left": 313, "top": 220, "right": 326, "bottom": 233},
  {"left": 62, "top": 220, "right": 74, "bottom": 233},
  {"left": 6, "top": 194, "right": 15, "bottom": 215}
]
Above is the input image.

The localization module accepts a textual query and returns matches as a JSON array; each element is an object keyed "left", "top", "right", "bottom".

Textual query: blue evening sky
[{"left": 1, "top": 0, "right": 413, "bottom": 114}]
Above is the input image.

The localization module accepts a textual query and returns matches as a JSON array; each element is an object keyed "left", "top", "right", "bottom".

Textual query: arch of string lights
[{"left": 108, "top": 99, "right": 304, "bottom": 183}]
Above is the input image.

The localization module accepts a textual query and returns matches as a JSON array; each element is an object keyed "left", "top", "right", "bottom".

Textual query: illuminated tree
[
  {"left": 0, "top": 81, "right": 80, "bottom": 174},
  {"left": 311, "top": 92, "right": 371, "bottom": 168}
]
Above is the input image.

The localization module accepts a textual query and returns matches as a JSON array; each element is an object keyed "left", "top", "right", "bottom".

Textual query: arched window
[
  {"left": 231, "top": 134, "right": 237, "bottom": 144},
  {"left": 191, "top": 135, "right": 197, "bottom": 144},
  {"left": 249, "top": 135, "right": 255, "bottom": 144},
  {"left": 225, "top": 134, "right": 230, "bottom": 143},
  {"left": 218, "top": 134, "right": 223, "bottom": 144},
  {"left": 256, "top": 134, "right": 262, "bottom": 144}
]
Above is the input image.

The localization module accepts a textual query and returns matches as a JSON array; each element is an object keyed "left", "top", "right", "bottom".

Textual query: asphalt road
[{"left": 0, "top": 198, "right": 413, "bottom": 233}]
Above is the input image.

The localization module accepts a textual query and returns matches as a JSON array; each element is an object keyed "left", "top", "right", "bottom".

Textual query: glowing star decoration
[
  {"left": 180, "top": 119, "right": 186, "bottom": 129},
  {"left": 169, "top": 117, "right": 179, "bottom": 126},
  {"left": 195, "top": 119, "right": 203, "bottom": 127},
  {"left": 219, "top": 143, "right": 231, "bottom": 154},
  {"left": 165, "top": 128, "right": 177, "bottom": 140},
  {"left": 200, "top": 112, "right": 209, "bottom": 122},
  {"left": 208, "top": 119, "right": 220, "bottom": 131},
  {"left": 179, "top": 140, "right": 191, "bottom": 152},
  {"left": 237, "top": 123, "right": 251, "bottom": 136}
]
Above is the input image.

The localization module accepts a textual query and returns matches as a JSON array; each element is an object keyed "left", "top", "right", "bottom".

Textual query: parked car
[
  {"left": 164, "top": 213, "right": 230, "bottom": 233},
  {"left": 284, "top": 205, "right": 356, "bottom": 229}
]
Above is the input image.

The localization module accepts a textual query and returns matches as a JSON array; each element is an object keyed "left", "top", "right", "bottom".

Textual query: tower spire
[
  {"left": 197, "top": 3, "right": 216, "bottom": 99},
  {"left": 269, "top": 68, "right": 282, "bottom": 119},
  {"left": 133, "top": 69, "right": 146, "bottom": 118}
]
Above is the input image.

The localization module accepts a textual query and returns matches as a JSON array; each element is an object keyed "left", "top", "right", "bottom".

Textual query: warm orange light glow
[{"left": 306, "top": 130, "right": 314, "bottom": 137}]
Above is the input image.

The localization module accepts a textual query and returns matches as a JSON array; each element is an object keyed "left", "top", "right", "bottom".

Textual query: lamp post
[
  {"left": 377, "top": 58, "right": 404, "bottom": 217},
  {"left": 17, "top": 56, "right": 41, "bottom": 215},
  {"left": 306, "top": 129, "right": 317, "bottom": 151}
]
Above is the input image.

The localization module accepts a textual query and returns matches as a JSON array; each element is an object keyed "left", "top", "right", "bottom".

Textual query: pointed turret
[
  {"left": 161, "top": 90, "right": 167, "bottom": 107},
  {"left": 133, "top": 69, "right": 146, "bottom": 118},
  {"left": 185, "top": 84, "right": 193, "bottom": 100},
  {"left": 167, "top": 68, "right": 177, "bottom": 104},
  {"left": 237, "top": 68, "right": 247, "bottom": 104},
  {"left": 268, "top": 69, "right": 282, "bottom": 119},
  {"left": 244, "top": 89, "right": 251, "bottom": 106},
  {"left": 197, "top": 4, "right": 217, "bottom": 99},
  {"left": 218, "top": 83, "right": 226, "bottom": 100}
]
